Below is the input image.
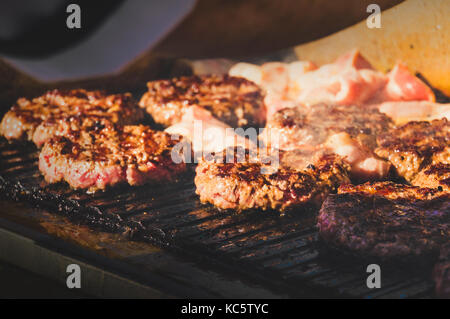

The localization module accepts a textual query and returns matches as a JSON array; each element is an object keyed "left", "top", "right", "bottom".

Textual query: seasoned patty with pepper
[
  {"left": 261, "top": 103, "right": 393, "bottom": 151},
  {"left": 318, "top": 182, "right": 449, "bottom": 260},
  {"left": 39, "top": 124, "right": 187, "bottom": 192},
  {"left": 0, "top": 89, "right": 144, "bottom": 147},
  {"left": 139, "top": 75, "right": 266, "bottom": 128},
  {"left": 375, "top": 119, "right": 449, "bottom": 190},
  {"left": 194, "top": 147, "right": 350, "bottom": 212}
]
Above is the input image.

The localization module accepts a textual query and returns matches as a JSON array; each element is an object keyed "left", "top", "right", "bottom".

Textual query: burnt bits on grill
[
  {"left": 194, "top": 147, "right": 350, "bottom": 212},
  {"left": 39, "top": 124, "right": 187, "bottom": 192},
  {"left": 318, "top": 182, "right": 450, "bottom": 260},
  {"left": 0, "top": 89, "right": 145, "bottom": 147},
  {"left": 375, "top": 119, "right": 450, "bottom": 191},
  {"left": 139, "top": 75, "right": 266, "bottom": 128}
]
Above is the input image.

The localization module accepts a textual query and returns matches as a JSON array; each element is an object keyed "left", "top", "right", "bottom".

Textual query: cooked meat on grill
[
  {"left": 323, "top": 132, "right": 392, "bottom": 181},
  {"left": 337, "top": 182, "right": 446, "bottom": 200},
  {"left": 263, "top": 104, "right": 392, "bottom": 151},
  {"left": 411, "top": 163, "right": 450, "bottom": 192},
  {"left": 0, "top": 89, "right": 144, "bottom": 147},
  {"left": 374, "top": 62, "right": 435, "bottom": 103},
  {"left": 318, "top": 182, "right": 449, "bottom": 260},
  {"left": 33, "top": 114, "right": 121, "bottom": 148},
  {"left": 139, "top": 75, "right": 266, "bottom": 128},
  {"left": 195, "top": 147, "right": 350, "bottom": 212},
  {"left": 39, "top": 124, "right": 187, "bottom": 192},
  {"left": 229, "top": 51, "right": 434, "bottom": 122},
  {"left": 165, "top": 105, "right": 256, "bottom": 157},
  {"left": 261, "top": 104, "right": 393, "bottom": 180},
  {"left": 375, "top": 119, "right": 449, "bottom": 188}
]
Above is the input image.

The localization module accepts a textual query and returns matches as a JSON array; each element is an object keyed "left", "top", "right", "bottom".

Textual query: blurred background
[{"left": 0, "top": 0, "right": 404, "bottom": 107}]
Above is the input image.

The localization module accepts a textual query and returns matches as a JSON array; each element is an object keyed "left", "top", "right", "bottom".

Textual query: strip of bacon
[
  {"left": 379, "top": 62, "right": 435, "bottom": 103},
  {"left": 293, "top": 67, "right": 387, "bottom": 107},
  {"left": 165, "top": 105, "right": 256, "bottom": 157},
  {"left": 229, "top": 50, "right": 436, "bottom": 118},
  {"left": 333, "top": 49, "right": 374, "bottom": 70},
  {"left": 325, "top": 132, "right": 391, "bottom": 181},
  {"left": 377, "top": 101, "right": 450, "bottom": 124},
  {"left": 229, "top": 60, "right": 316, "bottom": 120}
]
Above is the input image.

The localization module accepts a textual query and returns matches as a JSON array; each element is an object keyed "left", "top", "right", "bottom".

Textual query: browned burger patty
[
  {"left": 375, "top": 119, "right": 449, "bottom": 190},
  {"left": 0, "top": 89, "right": 144, "bottom": 147},
  {"left": 39, "top": 124, "right": 187, "bottom": 192},
  {"left": 194, "top": 147, "right": 350, "bottom": 212},
  {"left": 318, "top": 182, "right": 449, "bottom": 260},
  {"left": 139, "top": 75, "right": 266, "bottom": 128},
  {"left": 412, "top": 164, "right": 450, "bottom": 191},
  {"left": 337, "top": 181, "right": 446, "bottom": 200},
  {"left": 262, "top": 104, "right": 393, "bottom": 151}
]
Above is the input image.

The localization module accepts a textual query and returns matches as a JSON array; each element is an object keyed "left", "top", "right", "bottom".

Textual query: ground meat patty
[
  {"left": 32, "top": 114, "right": 117, "bottom": 148},
  {"left": 0, "top": 89, "right": 144, "bottom": 146},
  {"left": 195, "top": 147, "right": 350, "bottom": 212},
  {"left": 261, "top": 104, "right": 393, "bottom": 151},
  {"left": 39, "top": 124, "right": 187, "bottom": 192},
  {"left": 412, "top": 163, "right": 450, "bottom": 192},
  {"left": 139, "top": 75, "right": 266, "bottom": 128},
  {"left": 318, "top": 182, "right": 449, "bottom": 260},
  {"left": 375, "top": 119, "right": 449, "bottom": 188}
]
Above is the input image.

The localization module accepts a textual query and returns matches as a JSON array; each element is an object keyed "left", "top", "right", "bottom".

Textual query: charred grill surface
[{"left": 139, "top": 75, "right": 266, "bottom": 128}]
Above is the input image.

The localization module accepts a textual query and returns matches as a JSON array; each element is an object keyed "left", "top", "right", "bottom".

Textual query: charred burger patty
[
  {"left": 39, "top": 124, "right": 187, "bottom": 191},
  {"left": 318, "top": 182, "right": 449, "bottom": 260},
  {"left": 375, "top": 119, "right": 450, "bottom": 190},
  {"left": 0, "top": 89, "right": 144, "bottom": 147},
  {"left": 139, "top": 75, "right": 266, "bottom": 128},
  {"left": 195, "top": 147, "right": 350, "bottom": 212}
]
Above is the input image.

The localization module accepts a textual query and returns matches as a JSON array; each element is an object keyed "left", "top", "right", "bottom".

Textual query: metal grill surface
[{"left": 0, "top": 139, "right": 436, "bottom": 298}]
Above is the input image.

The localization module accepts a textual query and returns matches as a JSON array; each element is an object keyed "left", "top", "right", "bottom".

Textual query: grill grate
[{"left": 0, "top": 139, "right": 436, "bottom": 298}]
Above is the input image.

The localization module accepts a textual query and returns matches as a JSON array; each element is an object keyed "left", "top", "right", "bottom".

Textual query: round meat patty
[
  {"left": 318, "top": 182, "right": 450, "bottom": 260},
  {"left": 195, "top": 147, "right": 350, "bottom": 212},
  {"left": 139, "top": 75, "right": 266, "bottom": 128},
  {"left": 261, "top": 103, "right": 393, "bottom": 151},
  {"left": 0, "top": 89, "right": 144, "bottom": 146},
  {"left": 411, "top": 163, "right": 450, "bottom": 192},
  {"left": 375, "top": 119, "right": 450, "bottom": 188},
  {"left": 39, "top": 124, "right": 187, "bottom": 192}
]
